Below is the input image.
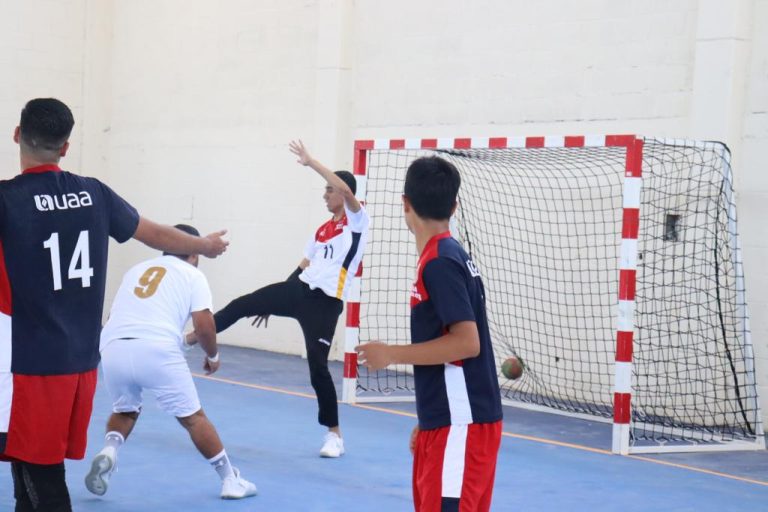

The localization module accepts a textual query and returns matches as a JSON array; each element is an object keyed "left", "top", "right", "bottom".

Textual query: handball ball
[{"left": 501, "top": 356, "right": 523, "bottom": 380}]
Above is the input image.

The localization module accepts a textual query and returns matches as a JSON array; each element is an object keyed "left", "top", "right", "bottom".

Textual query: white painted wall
[
  {"left": 1, "top": 0, "right": 766, "bottom": 424},
  {"left": 738, "top": 0, "right": 768, "bottom": 422},
  {"left": 101, "top": 0, "right": 326, "bottom": 357},
  {"left": 0, "top": 0, "right": 89, "bottom": 176}
]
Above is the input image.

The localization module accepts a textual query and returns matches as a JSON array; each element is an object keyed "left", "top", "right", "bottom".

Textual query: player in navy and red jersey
[
  {"left": 0, "top": 98, "right": 229, "bottom": 511},
  {"left": 356, "top": 156, "right": 503, "bottom": 512},
  {"left": 187, "top": 140, "right": 369, "bottom": 458}
]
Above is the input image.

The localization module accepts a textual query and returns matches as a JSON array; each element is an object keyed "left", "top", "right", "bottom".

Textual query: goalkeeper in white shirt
[
  {"left": 85, "top": 224, "right": 257, "bottom": 500},
  {"left": 187, "top": 141, "right": 370, "bottom": 458}
]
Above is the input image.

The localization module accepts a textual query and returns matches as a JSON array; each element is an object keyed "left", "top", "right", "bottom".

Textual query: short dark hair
[
  {"left": 403, "top": 156, "right": 460, "bottom": 220},
  {"left": 19, "top": 98, "right": 74, "bottom": 156},
  {"left": 163, "top": 224, "right": 201, "bottom": 259},
  {"left": 334, "top": 170, "right": 357, "bottom": 195}
]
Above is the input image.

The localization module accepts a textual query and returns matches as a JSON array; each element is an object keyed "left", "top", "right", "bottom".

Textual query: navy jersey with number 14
[{"left": 0, "top": 165, "right": 140, "bottom": 376}]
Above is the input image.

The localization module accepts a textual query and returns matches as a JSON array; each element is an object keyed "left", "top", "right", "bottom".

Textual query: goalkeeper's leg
[{"left": 213, "top": 280, "right": 304, "bottom": 332}]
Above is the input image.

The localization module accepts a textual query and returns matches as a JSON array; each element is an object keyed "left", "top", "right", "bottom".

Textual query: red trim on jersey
[
  {"left": 315, "top": 215, "right": 348, "bottom": 243},
  {"left": 2, "top": 370, "right": 97, "bottom": 464},
  {"left": 411, "top": 231, "right": 451, "bottom": 308},
  {"left": 0, "top": 242, "right": 11, "bottom": 315},
  {"left": 22, "top": 164, "right": 62, "bottom": 175},
  {"left": 413, "top": 422, "right": 502, "bottom": 512}
]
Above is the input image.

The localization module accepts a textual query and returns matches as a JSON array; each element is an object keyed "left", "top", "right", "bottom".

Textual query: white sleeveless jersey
[
  {"left": 100, "top": 255, "right": 213, "bottom": 348},
  {"left": 299, "top": 204, "right": 370, "bottom": 300}
]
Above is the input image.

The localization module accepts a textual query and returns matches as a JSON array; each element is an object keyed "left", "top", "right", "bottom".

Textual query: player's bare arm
[
  {"left": 134, "top": 217, "right": 229, "bottom": 258},
  {"left": 191, "top": 309, "right": 220, "bottom": 375},
  {"left": 356, "top": 320, "right": 481, "bottom": 371},
  {"left": 289, "top": 139, "right": 362, "bottom": 213}
]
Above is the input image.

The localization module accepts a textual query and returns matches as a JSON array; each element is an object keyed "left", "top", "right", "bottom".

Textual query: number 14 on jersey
[{"left": 43, "top": 230, "right": 94, "bottom": 290}]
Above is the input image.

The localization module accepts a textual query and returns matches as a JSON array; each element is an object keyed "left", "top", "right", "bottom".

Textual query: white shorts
[{"left": 100, "top": 338, "right": 201, "bottom": 418}]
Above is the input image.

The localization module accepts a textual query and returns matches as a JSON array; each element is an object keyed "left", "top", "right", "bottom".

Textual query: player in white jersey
[
  {"left": 187, "top": 140, "right": 370, "bottom": 458},
  {"left": 85, "top": 225, "right": 257, "bottom": 500}
]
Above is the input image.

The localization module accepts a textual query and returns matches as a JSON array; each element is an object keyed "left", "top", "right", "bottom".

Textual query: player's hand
[
  {"left": 202, "top": 230, "right": 229, "bottom": 258},
  {"left": 409, "top": 425, "right": 420, "bottom": 456},
  {"left": 184, "top": 331, "right": 198, "bottom": 347},
  {"left": 355, "top": 342, "right": 393, "bottom": 371},
  {"left": 289, "top": 140, "right": 312, "bottom": 166},
  {"left": 251, "top": 315, "right": 270, "bottom": 328},
  {"left": 204, "top": 356, "right": 220, "bottom": 375}
]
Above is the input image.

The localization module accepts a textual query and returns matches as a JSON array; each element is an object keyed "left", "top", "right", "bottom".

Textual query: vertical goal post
[{"left": 341, "top": 135, "right": 765, "bottom": 455}]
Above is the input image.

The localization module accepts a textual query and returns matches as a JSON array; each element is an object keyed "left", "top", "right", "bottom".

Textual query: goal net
[{"left": 343, "top": 135, "right": 765, "bottom": 454}]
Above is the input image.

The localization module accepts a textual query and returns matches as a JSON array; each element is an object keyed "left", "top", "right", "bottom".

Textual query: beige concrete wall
[
  {"left": 738, "top": 0, "right": 768, "bottom": 415},
  {"left": 348, "top": 0, "right": 767, "bottom": 427},
  {"left": 1, "top": 0, "right": 766, "bottom": 422},
  {"left": 100, "top": 0, "right": 328, "bottom": 355},
  {"left": 0, "top": 0, "right": 89, "bottom": 176}
]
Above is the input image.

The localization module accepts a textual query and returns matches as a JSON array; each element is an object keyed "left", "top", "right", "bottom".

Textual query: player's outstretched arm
[
  {"left": 191, "top": 309, "right": 220, "bottom": 375},
  {"left": 356, "top": 321, "right": 481, "bottom": 371},
  {"left": 289, "top": 139, "right": 362, "bottom": 213},
  {"left": 133, "top": 217, "right": 229, "bottom": 258}
]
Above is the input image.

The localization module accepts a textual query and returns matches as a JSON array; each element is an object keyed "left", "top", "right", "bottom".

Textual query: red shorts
[
  {"left": 0, "top": 370, "right": 97, "bottom": 464},
  {"left": 413, "top": 421, "right": 502, "bottom": 512}
]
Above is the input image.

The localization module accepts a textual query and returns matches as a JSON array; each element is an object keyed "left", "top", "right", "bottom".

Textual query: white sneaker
[
  {"left": 84, "top": 449, "right": 116, "bottom": 496},
  {"left": 220, "top": 468, "right": 257, "bottom": 499},
  {"left": 319, "top": 432, "right": 345, "bottom": 458}
]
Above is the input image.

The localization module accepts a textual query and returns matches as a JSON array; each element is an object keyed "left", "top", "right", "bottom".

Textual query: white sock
[
  {"left": 207, "top": 449, "right": 235, "bottom": 480},
  {"left": 103, "top": 431, "right": 125, "bottom": 455}
]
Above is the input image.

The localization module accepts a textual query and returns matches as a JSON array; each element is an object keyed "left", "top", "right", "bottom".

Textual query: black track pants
[
  {"left": 11, "top": 461, "right": 71, "bottom": 512},
  {"left": 214, "top": 279, "right": 344, "bottom": 427}
]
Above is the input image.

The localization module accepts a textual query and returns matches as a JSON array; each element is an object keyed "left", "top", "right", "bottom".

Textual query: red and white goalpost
[{"left": 341, "top": 135, "right": 765, "bottom": 455}]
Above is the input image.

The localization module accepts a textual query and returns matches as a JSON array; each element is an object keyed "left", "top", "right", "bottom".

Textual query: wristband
[{"left": 206, "top": 353, "right": 219, "bottom": 363}]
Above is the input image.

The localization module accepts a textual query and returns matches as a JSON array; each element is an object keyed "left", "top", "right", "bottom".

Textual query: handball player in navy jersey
[
  {"left": 356, "top": 156, "right": 503, "bottom": 512},
  {"left": 0, "top": 98, "right": 228, "bottom": 511}
]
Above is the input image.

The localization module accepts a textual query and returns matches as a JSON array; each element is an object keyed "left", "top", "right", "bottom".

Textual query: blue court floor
[{"left": 1, "top": 345, "right": 767, "bottom": 511}]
